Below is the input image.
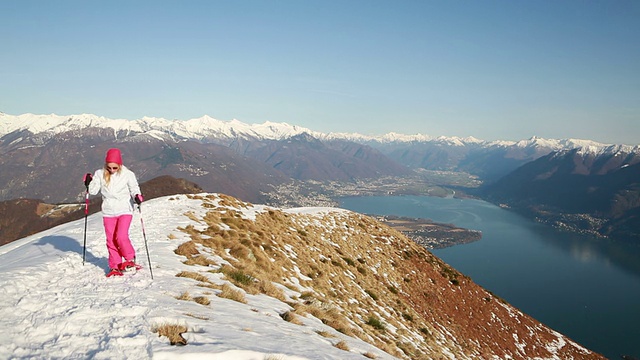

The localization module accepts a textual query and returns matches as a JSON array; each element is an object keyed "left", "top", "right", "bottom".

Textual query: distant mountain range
[
  {"left": 3, "top": 112, "right": 636, "bottom": 187},
  {"left": 1, "top": 112, "right": 639, "bottom": 241},
  {"left": 4, "top": 112, "right": 633, "bottom": 148}
]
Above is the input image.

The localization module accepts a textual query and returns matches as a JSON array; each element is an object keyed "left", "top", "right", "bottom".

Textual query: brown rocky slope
[{"left": 170, "top": 193, "right": 606, "bottom": 359}]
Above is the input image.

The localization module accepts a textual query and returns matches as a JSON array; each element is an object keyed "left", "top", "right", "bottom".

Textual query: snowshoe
[
  {"left": 106, "top": 269, "right": 123, "bottom": 277},
  {"left": 120, "top": 260, "right": 142, "bottom": 273}
]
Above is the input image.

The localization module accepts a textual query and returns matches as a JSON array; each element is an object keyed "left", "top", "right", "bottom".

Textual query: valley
[
  {"left": 262, "top": 174, "right": 483, "bottom": 249},
  {"left": 263, "top": 171, "right": 480, "bottom": 208}
]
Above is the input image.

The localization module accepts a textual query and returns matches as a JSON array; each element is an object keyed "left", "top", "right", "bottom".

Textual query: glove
[
  {"left": 134, "top": 194, "right": 144, "bottom": 205},
  {"left": 83, "top": 173, "right": 93, "bottom": 187}
]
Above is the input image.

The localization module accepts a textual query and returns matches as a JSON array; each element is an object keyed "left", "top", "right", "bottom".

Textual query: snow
[
  {"left": 0, "top": 112, "right": 317, "bottom": 142},
  {"left": 575, "top": 143, "right": 637, "bottom": 156},
  {"left": 3, "top": 112, "right": 636, "bottom": 150},
  {"left": 0, "top": 194, "right": 397, "bottom": 360}
]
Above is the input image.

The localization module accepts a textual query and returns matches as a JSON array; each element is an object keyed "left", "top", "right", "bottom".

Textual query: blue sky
[{"left": 1, "top": 1, "right": 639, "bottom": 144}]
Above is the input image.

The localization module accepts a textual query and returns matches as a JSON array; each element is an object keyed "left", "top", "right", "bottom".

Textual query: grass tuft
[
  {"left": 218, "top": 284, "right": 247, "bottom": 303},
  {"left": 364, "top": 289, "right": 379, "bottom": 301},
  {"left": 151, "top": 322, "right": 188, "bottom": 346},
  {"left": 176, "top": 291, "right": 192, "bottom": 301},
  {"left": 176, "top": 271, "right": 210, "bottom": 283},
  {"left": 226, "top": 269, "right": 255, "bottom": 286},
  {"left": 366, "top": 316, "right": 385, "bottom": 331},
  {"left": 175, "top": 240, "right": 199, "bottom": 257},
  {"left": 193, "top": 296, "right": 211, "bottom": 306},
  {"left": 315, "top": 330, "right": 335, "bottom": 338},
  {"left": 279, "top": 311, "right": 303, "bottom": 325}
]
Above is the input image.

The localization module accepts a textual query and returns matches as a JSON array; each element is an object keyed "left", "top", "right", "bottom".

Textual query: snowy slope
[
  {"left": 0, "top": 195, "right": 395, "bottom": 360},
  {"left": 0, "top": 193, "right": 605, "bottom": 360}
]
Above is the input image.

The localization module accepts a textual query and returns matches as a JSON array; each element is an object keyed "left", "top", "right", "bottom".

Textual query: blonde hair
[{"left": 103, "top": 164, "right": 122, "bottom": 185}]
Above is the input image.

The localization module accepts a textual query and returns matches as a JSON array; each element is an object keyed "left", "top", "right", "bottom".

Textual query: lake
[{"left": 340, "top": 195, "right": 640, "bottom": 360}]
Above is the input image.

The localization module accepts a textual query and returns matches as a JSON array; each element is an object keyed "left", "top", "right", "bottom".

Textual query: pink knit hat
[{"left": 105, "top": 148, "right": 123, "bottom": 165}]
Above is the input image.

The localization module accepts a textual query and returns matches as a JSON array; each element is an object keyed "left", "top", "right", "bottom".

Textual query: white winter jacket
[{"left": 88, "top": 165, "right": 141, "bottom": 217}]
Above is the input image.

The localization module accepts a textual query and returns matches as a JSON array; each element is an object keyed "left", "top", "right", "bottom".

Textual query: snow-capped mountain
[
  {"left": 0, "top": 192, "right": 605, "bottom": 359},
  {"left": 0, "top": 112, "right": 413, "bottom": 204},
  {"left": 481, "top": 144, "right": 640, "bottom": 240},
  {"left": 1, "top": 112, "right": 638, "bottom": 243},
  {"left": 2, "top": 111, "right": 638, "bottom": 201},
  {"left": 1, "top": 112, "right": 636, "bottom": 152},
  {"left": 0, "top": 113, "right": 321, "bottom": 142}
]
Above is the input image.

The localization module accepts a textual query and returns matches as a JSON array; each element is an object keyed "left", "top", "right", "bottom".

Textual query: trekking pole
[
  {"left": 138, "top": 204, "right": 154, "bottom": 279},
  {"left": 82, "top": 185, "right": 89, "bottom": 265}
]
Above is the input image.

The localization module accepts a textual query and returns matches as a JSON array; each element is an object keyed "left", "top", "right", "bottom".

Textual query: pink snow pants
[{"left": 103, "top": 214, "right": 135, "bottom": 270}]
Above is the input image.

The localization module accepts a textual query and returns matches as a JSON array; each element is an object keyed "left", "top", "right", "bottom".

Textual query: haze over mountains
[{"left": 1, "top": 112, "right": 639, "bottom": 242}]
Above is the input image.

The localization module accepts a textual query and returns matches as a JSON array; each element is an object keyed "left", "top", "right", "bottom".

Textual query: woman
[{"left": 84, "top": 148, "right": 144, "bottom": 277}]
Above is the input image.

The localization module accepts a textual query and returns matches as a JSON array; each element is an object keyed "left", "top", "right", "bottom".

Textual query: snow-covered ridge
[
  {"left": 0, "top": 194, "right": 399, "bottom": 360},
  {"left": 0, "top": 113, "right": 322, "bottom": 141},
  {"left": 485, "top": 136, "right": 611, "bottom": 150},
  {"left": 1, "top": 112, "right": 636, "bottom": 154},
  {"left": 552, "top": 144, "right": 640, "bottom": 158},
  {"left": 0, "top": 193, "right": 602, "bottom": 359}
]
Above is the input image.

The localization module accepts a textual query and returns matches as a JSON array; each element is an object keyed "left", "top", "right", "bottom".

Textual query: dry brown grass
[
  {"left": 176, "top": 271, "right": 210, "bottom": 283},
  {"left": 279, "top": 311, "right": 303, "bottom": 325},
  {"left": 256, "top": 279, "right": 286, "bottom": 301},
  {"left": 183, "top": 211, "right": 201, "bottom": 223},
  {"left": 334, "top": 340, "right": 349, "bottom": 351},
  {"left": 185, "top": 313, "right": 209, "bottom": 320},
  {"left": 197, "top": 282, "right": 223, "bottom": 291},
  {"left": 172, "top": 193, "right": 449, "bottom": 359},
  {"left": 184, "top": 255, "right": 217, "bottom": 267},
  {"left": 218, "top": 283, "right": 247, "bottom": 304},
  {"left": 175, "top": 241, "right": 199, "bottom": 257},
  {"left": 193, "top": 296, "right": 210, "bottom": 306},
  {"left": 312, "top": 307, "right": 354, "bottom": 337},
  {"left": 177, "top": 224, "right": 200, "bottom": 238},
  {"left": 176, "top": 291, "right": 191, "bottom": 301},
  {"left": 152, "top": 322, "right": 188, "bottom": 346},
  {"left": 315, "top": 330, "right": 335, "bottom": 338}
]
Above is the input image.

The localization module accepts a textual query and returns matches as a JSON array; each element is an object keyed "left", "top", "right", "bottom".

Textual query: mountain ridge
[
  {"left": 0, "top": 192, "right": 606, "bottom": 359},
  {"left": 0, "top": 113, "right": 413, "bottom": 205},
  {"left": 2, "top": 112, "right": 639, "bottom": 243},
  {"left": 480, "top": 147, "right": 640, "bottom": 240},
  {"left": 2, "top": 112, "right": 638, "bottom": 150}
]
